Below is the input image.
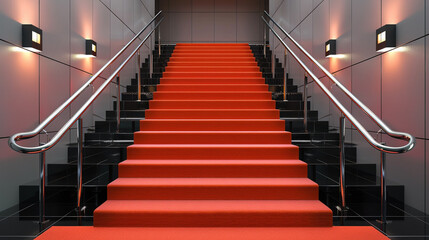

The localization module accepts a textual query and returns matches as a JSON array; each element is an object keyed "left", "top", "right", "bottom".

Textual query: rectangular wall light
[
  {"left": 325, "top": 39, "right": 336, "bottom": 58},
  {"left": 22, "top": 24, "right": 42, "bottom": 52},
  {"left": 376, "top": 24, "right": 396, "bottom": 52},
  {"left": 85, "top": 39, "right": 97, "bottom": 57}
]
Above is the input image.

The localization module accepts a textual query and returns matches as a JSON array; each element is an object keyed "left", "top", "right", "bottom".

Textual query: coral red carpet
[{"left": 35, "top": 43, "right": 388, "bottom": 239}]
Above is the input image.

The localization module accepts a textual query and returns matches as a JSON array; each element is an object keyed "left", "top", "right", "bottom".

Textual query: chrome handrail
[
  {"left": 262, "top": 12, "right": 415, "bottom": 222},
  {"left": 262, "top": 12, "right": 415, "bottom": 154},
  {"left": 9, "top": 11, "right": 163, "bottom": 154},
  {"left": 9, "top": 12, "right": 163, "bottom": 225}
]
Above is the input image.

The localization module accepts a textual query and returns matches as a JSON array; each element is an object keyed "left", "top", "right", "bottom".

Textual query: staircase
[
  {"left": 33, "top": 43, "right": 389, "bottom": 239},
  {"left": 93, "top": 43, "right": 332, "bottom": 227},
  {"left": 17, "top": 43, "right": 405, "bottom": 219}
]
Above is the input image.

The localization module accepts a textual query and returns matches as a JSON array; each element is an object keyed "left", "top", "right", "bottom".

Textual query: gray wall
[
  {"left": 270, "top": 0, "right": 428, "bottom": 213},
  {"left": 0, "top": 0, "right": 154, "bottom": 212},
  {"left": 157, "top": 0, "right": 265, "bottom": 43}
]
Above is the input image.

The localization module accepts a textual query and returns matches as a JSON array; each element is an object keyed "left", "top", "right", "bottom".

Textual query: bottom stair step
[
  {"left": 35, "top": 226, "right": 389, "bottom": 240},
  {"left": 94, "top": 200, "right": 332, "bottom": 227}
]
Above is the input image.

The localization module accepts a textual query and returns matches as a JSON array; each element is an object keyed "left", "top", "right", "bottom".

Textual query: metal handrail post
[
  {"left": 303, "top": 74, "right": 308, "bottom": 132},
  {"left": 271, "top": 50, "right": 275, "bottom": 78},
  {"left": 116, "top": 75, "right": 121, "bottom": 132},
  {"left": 283, "top": 50, "right": 287, "bottom": 101},
  {"left": 380, "top": 146, "right": 387, "bottom": 223},
  {"left": 76, "top": 118, "right": 83, "bottom": 212},
  {"left": 150, "top": 35, "right": 153, "bottom": 79},
  {"left": 338, "top": 115, "right": 347, "bottom": 212},
  {"left": 137, "top": 51, "right": 142, "bottom": 101},
  {"left": 38, "top": 151, "right": 46, "bottom": 225},
  {"left": 263, "top": 25, "right": 267, "bottom": 57},
  {"left": 158, "top": 26, "right": 161, "bottom": 56}
]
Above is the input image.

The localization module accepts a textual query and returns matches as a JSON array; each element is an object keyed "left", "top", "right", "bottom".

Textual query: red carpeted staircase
[
  {"left": 94, "top": 43, "right": 331, "bottom": 227},
  {"left": 36, "top": 43, "right": 388, "bottom": 239}
]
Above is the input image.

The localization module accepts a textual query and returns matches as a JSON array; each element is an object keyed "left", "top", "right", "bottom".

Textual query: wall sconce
[
  {"left": 85, "top": 39, "right": 97, "bottom": 57},
  {"left": 376, "top": 24, "right": 396, "bottom": 52},
  {"left": 325, "top": 39, "right": 337, "bottom": 58},
  {"left": 22, "top": 24, "right": 42, "bottom": 52}
]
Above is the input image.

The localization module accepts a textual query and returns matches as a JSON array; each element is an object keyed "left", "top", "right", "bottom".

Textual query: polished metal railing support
[
  {"left": 76, "top": 118, "right": 83, "bottom": 212},
  {"left": 380, "top": 145, "right": 388, "bottom": 224},
  {"left": 283, "top": 50, "right": 287, "bottom": 101},
  {"left": 137, "top": 51, "right": 142, "bottom": 101},
  {"left": 271, "top": 51, "right": 275, "bottom": 78},
  {"left": 38, "top": 151, "right": 46, "bottom": 225},
  {"left": 158, "top": 26, "right": 161, "bottom": 56},
  {"left": 338, "top": 115, "right": 347, "bottom": 212},
  {"left": 116, "top": 75, "right": 121, "bottom": 132},
  {"left": 149, "top": 36, "right": 153, "bottom": 79},
  {"left": 303, "top": 74, "right": 308, "bottom": 132},
  {"left": 263, "top": 25, "right": 267, "bottom": 57}
]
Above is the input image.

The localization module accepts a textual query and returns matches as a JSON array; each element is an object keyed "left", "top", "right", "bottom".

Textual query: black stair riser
[
  {"left": 126, "top": 85, "right": 157, "bottom": 93},
  {"left": 95, "top": 120, "right": 140, "bottom": 133},
  {"left": 113, "top": 101, "right": 150, "bottom": 111},
  {"left": 308, "top": 164, "right": 376, "bottom": 184},
  {"left": 299, "top": 146, "right": 357, "bottom": 164},
  {"left": 68, "top": 146, "right": 128, "bottom": 164},
  {"left": 276, "top": 101, "right": 311, "bottom": 110},
  {"left": 284, "top": 119, "right": 329, "bottom": 133}
]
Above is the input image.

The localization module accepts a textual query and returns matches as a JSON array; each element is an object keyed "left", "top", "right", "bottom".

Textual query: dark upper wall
[{"left": 156, "top": 0, "right": 266, "bottom": 43}]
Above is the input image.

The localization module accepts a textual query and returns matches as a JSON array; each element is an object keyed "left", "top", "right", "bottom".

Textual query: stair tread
[
  {"left": 119, "top": 159, "right": 307, "bottom": 165},
  {"left": 109, "top": 178, "right": 318, "bottom": 187},
  {"left": 95, "top": 200, "right": 332, "bottom": 213},
  {"left": 135, "top": 131, "right": 289, "bottom": 133},
  {"left": 140, "top": 119, "right": 284, "bottom": 122},
  {"left": 34, "top": 226, "right": 390, "bottom": 240},
  {"left": 129, "top": 144, "right": 298, "bottom": 147}
]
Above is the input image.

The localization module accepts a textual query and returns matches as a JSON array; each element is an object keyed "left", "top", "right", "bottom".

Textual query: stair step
[
  {"left": 169, "top": 57, "right": 256, "bottom": 62},
  {"left": 144, "top": 109, "right": 280, "bottom": 119},
  {"left": 126, "top": 144, "right": 299, "bottom": 160},
  {"left": 171, "top": 53, "right": 254, "bottom": 58},
  {"left": 172, "top": 49, "right": 253, "bottom": 54},
  {"left": 176, "top": 43, "right": 250, "bottom": 46},
  {"left": 107, "top": 178, "right": 319, "bottom": 200},
  {"left": 118, "top": 160, "right": 307, "bottom": 178},
  {"left": 168, "top": 61, "right": 258, "bottom": 66},
  {"left": 133, "top": 131, "right": 291, "bottom": 144},
  {"left": 94, "top": 200, "right": 332, "bottom": 227},
  {"left": 139, "top": 119, "right": 285, "bottom": 131},
  {"left": 153, "top": 91, "right": 272, "bottom": 100},
  {"left": 156, "top": 84, "right": 268, "bottom": 91},
  {"left": 149, "top": 100, "right": 275, "bottom": 109},
  {"left": 33, "top": 226, "right": 390, "bottom": 240},
  {"left": 163, "top": 72, "right": 262, "bottom": 78},
  {"left": 160, "top": 77, "right": 265, "bottom": 84},
  {"left": 165, "top": 66, "right": 260, "bottom": 72}
]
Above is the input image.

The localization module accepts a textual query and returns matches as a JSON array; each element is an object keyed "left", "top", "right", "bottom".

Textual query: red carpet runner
[{"left": 36, "top": 43, "right": 388, "bottom": 239}]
